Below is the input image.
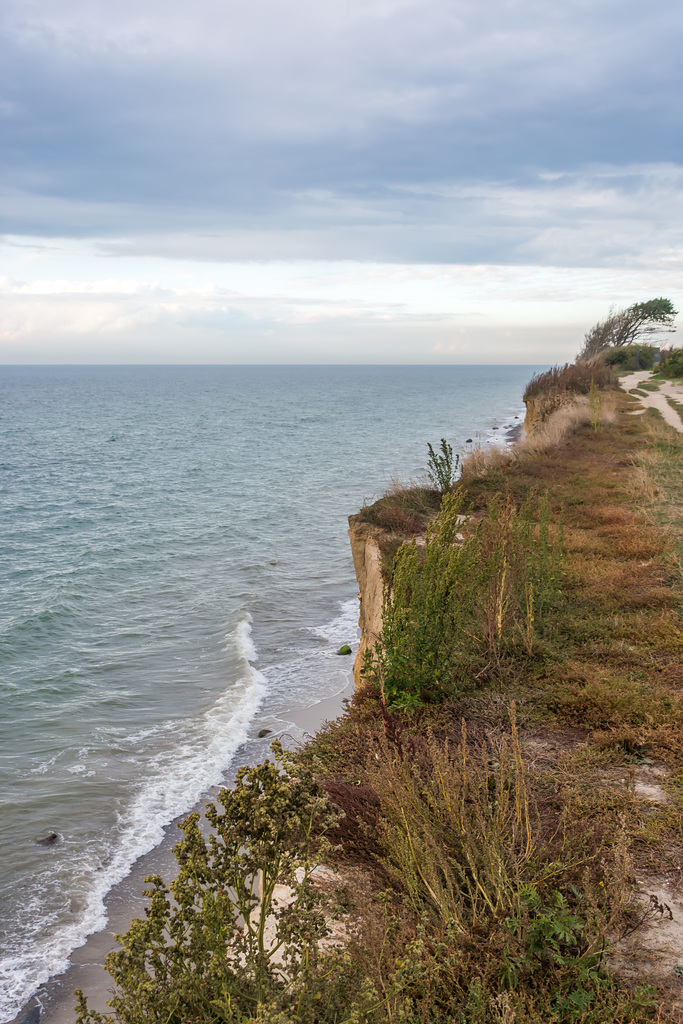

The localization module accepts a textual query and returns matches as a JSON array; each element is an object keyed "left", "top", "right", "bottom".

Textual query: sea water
[{"left": 0, "top": 364, "right": 541, "bottom": 1019}]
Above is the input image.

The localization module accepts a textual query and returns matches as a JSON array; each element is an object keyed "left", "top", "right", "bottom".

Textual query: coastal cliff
[
  {"left": 347, "top": 516, "right": 389, "bottom": 690},
  {"left": 523, "top": 394, "right": 545, "bottom": 434},
  {"left": 523, "top": 361, "right": 611, "bottom": 434},
  {"left": 523, "top": 391, "right": 570, "bottom": 434}
]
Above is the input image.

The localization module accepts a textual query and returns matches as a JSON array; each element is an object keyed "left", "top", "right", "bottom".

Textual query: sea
[{"left": 0, "top": 364, "right": 542, "bottom": 1020}]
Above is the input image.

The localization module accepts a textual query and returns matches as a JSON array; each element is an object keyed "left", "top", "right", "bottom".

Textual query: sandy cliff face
[
  {"left": 523, "top": 396, "right": 543, "bottom": 435},
  {"left": 347, "top": 516, "right": 388, "bottom": 691},
  {"left": 524, "top": 392, "right": 565, "bottom": 434}
]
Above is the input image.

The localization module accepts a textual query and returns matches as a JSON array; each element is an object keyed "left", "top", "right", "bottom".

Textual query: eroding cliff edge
[{"left": 347, "top": 516, "right": 390, "bottom": 691}]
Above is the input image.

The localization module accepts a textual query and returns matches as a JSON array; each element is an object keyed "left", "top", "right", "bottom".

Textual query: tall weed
[
  {"left": 373, "top": 489, "right": 563, "bottom": 707},
  {"left": 368, "top": 708, "right": 534, "bottom": 929}
]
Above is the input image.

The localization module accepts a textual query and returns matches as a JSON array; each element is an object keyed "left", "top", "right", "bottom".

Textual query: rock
[
  {"left": 36, "top": 832, "right": 61, "bottom": 846},
  {"left": 465, "top": 438, "right": 472, "bottom": 443},
  {"left": 337, "top": 645, "right": 352, "bottom": 656},
  {"left": 18, "top": 1007, "right": 40, "bottom": 1024},
  {"left": 492, "top": 426, "right": 499, "bottom": 430},
  {"left": 258, "top": 729, "right": 272, "bottom": 738}
]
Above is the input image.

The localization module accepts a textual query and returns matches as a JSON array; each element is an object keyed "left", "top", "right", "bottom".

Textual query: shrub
[
  {"left": 74, "top": 743, "right": 347, "bottom": 1024},
  {"left": 603, "top": 344, "right": 656, "bottom": 371},
  {"left": 358, "top": 481, "right": 442, "bottom": 534},
  {"left": 524, "top": 362, "right": 611, "bottom": 402},
  {"left": 659, "top": 349, "right": 683, "bottom": 378}
]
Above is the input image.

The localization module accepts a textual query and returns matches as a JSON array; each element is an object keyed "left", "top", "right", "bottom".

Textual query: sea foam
[{"left": 0, "top": 616, "right": 265, "bottom": 1023}]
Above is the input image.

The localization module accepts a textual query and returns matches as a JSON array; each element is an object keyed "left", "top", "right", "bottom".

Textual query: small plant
[
  {"left": 427, "top": 438, "right": 459, "bottom": 494},
  {"left": 589, "top": 378, "right": 603, "bottom": 431},
  {"left": 369, "top": 707, "right": 534, "bottom": 929}
]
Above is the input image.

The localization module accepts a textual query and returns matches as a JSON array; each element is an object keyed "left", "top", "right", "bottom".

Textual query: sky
[{"left": 1, "top": 0, "right": 683, "bottom": 363}]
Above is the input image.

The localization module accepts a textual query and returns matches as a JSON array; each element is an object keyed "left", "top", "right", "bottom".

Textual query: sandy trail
[{"left": 620, "top": 370, "right": 683, "bottom": 433}]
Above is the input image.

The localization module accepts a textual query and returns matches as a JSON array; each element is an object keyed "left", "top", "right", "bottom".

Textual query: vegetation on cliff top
[{"left": 523, "top": 361, "right": 611, "bottom": 402}]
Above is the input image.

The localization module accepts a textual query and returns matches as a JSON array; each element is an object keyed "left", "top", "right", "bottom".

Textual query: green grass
[{"left": 666, "top": 395, "right": 683, "bottom": 423}]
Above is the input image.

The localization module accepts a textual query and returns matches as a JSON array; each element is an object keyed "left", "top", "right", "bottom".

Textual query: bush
[
  {"left": 74, "top": 743, "right": 349, "bottom": 1024},
  {"left": 358, "top": 482, "right": 442, "bottom": 534},
  {"left": 603, "top": 344, "right": 656, "bottom": 371},
  {"left": 659, "top": 349, "right": 683, "bottom": 378}
]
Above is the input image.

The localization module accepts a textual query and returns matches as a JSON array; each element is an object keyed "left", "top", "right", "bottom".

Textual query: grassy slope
[{"left": 300, "top": 392, "right": 683, "bottom": 1022}]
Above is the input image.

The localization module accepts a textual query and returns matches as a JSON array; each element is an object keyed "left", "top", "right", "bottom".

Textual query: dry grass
[
  {"left": 524, "top": 361, "right": 612, "bottom": 400},
  {"left": 460, "top": 394, "right": 618, "bottom": 485},
  {"left": 357, "top": 478, "right": 442, "bottom": 533}
]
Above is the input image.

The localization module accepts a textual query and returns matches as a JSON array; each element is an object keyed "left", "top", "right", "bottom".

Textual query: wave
[{"left": 0, "top": 616, "right": 265, "bottom": 1024}]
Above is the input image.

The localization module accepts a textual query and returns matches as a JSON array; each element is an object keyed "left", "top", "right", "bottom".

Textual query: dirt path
[{"left": 620, "top": 370, "right": 683, "bottom": 432}]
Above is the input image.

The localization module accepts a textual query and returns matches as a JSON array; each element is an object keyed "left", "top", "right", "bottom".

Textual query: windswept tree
[{"left": 580, "top": 297, "right": 677, "bottom": 360}]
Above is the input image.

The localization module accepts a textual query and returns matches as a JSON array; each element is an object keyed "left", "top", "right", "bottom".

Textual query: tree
[{"left": 580, "top": 298, "right": 677, "bottom": 361}]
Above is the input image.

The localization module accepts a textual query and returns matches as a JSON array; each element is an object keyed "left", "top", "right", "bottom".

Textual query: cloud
[
  {"left": 1, "top": 0, "right": 682, "bottom": 360},
  {"left": 1, "top": 247, "right": 681, "bottom": 363},
  {"left": 3, "top": 161, "right": 681, "bottom": 267},
  {"left": 1, "top": 0, "right": 683, "bottom": 264}
]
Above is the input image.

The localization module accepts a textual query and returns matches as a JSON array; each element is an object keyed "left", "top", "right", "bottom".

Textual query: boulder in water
[
  {"left": 337, "top": 645, "right": 352, "bottom": 656},
  {"left": 36, "top": 832, "right": 61, "bottom": 846}
]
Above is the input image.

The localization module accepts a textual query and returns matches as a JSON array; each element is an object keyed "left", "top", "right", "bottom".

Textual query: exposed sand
[
  {"left": 620, "top": 370, "right": 683, "bottom": 432},
  {"left": 13, "top": 674, "right": 356, "bottom": 1024}
]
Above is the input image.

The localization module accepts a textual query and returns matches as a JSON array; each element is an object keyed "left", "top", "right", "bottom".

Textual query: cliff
[
  {"left": 347, "top": 516, "right": 388, "bottom": 690},
  {"left": 523, "top": 392, "right": 566, "bottom": 434}
]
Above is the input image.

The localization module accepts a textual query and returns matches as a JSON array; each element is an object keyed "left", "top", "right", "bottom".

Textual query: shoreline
[
  {"left": 12, "top": 674, "right": 356, "bottom": 1024},
  {"left": 8, "top": 393, "right": 526, "bottom": 1024}
]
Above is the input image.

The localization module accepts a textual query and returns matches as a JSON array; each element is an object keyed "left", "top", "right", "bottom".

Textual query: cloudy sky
[{"left": 1, "top": 0, "right": 682, "bottom": 362}]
